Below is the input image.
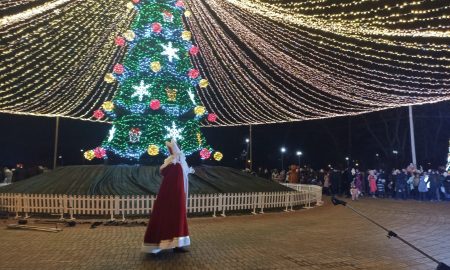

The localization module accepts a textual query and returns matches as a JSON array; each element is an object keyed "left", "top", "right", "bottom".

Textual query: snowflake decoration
[
  {"left": 131, "top": 80, "right": 151, "bottom": 101},
  {"left": 187, "top": 89, "right": 196, "bottom": 105},
  {"left": 160, "top": 42, "right": 179, "bottom": 62},
  {"left": 108, "top": 126, "right": 116, "bottom": 142},
  {"left": 164, "top": 121, "right": 184, "bottom": 141}
]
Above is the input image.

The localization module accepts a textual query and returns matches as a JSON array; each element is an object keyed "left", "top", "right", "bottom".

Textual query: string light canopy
[{"left": 0, "top": 0, "right": 449, "bottom": 126}]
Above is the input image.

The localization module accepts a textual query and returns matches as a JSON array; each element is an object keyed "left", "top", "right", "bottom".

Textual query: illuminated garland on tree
[{"left": 86, "top": 0, "right": 220, "bottom": 160}]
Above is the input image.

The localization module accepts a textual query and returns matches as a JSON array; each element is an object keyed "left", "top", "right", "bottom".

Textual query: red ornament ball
[
  {"left": 115, "top": 36, "right": 125, "bottom": 46},
  {"left": 150, "top": 99, "right": 161, "bottom": 110},
  {"left": 93, "top": 109, "right": 104, "bottom": 120},
  {"left": 189, "top": 46, "right": 199, "bottom": 56},
  {"left": 152, "top": 23, "right": 162, "bottom": 33},
  {"left": 188, "top": 69, "right": 199, "bottom": 79},
  {"left": 113, "top": 64, "right": 124, "bottom": 74},
  {"left": 130, "top": 127, "right": 141, "bottom": 134},
  {"left": 200, "top": 148, "right": 211, "bottom": 160},
  {"left": 93, "top": 147, "right": 106, "bottom": 158},
  {"left": 207, "top": 113, "right": 217, "bottom": 122},
  {"left": 132, "top": 0, "right": 140, "bottom": 3},
  {"left": 175, "top": 0, "right": 185, "bottom": 8}
]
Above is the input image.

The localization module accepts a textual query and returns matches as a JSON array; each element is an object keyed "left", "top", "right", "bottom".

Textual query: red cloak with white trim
[{"left": 142, "top": 160, "right": 190, "bottom": 253}]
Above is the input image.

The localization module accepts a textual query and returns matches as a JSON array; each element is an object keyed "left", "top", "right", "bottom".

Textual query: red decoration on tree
[
  {"left": 207, "top": 113, "right": 217, "bottom": 122},
  {"left": 130, "top": 127, "right": 140, "bottom": 134},
  {"left": 115, "top": 36, "right": 125, "bottom": 47},
  {"left": 93, "top": 109, "right": 104, "bottom": 120},
  {"left": 152, "top": 23, "right": 162, "bottom": 33},
  {"left": 175, "top": 0, "right": 185, "bottom": 8},
  {"left": 163, "top": 11, "right": 173, "bottom": 22},
  {"left": 132, "top": 0, "right": 140, "bottom": 3},
  {"left": 113, "top": 64, "right": 124, "bottom": 74},
  {"left": 150, "top": 99, "right": 161, "bottom": 110},
  {"left": 188, "top": 69, "right": 199, "bottom": 79},
  {"left": 94, "top": 147, "right": 106, "bottom": 158},
  {"left": 189, "top": 46, "right": 199, "bottom": 56},
  {"left": 200, "top": 148, "right": 211, "bottom": 160}
]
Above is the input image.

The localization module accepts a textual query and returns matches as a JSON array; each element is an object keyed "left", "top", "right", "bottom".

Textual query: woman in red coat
[{"left": 142, "top": 140, "right": 192, "bottom": 254}]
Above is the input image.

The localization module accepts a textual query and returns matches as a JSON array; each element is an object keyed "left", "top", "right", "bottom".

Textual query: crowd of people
[
  {"left": 1, "top": 164, "right": 48, "bottom": 185},
  {"left": 249, "top": 163, "right": 450, "bottom": 202}
]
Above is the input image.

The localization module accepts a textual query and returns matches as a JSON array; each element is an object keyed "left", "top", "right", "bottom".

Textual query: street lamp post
[
  {"left": 80, "top": 149, "right": 84, "bottom": 165},
  {"left": 392, "top": 150, "right": 399, "bottom": 168},
  {"left": 245, "top": 138, "right": 250, "bottom": 169},
  {"left": 345, "top": 157, "right": 350, "bottom": 168},
  {"left": 281, "top": 147, "right": 286, "bottom": 171},
  {"left": 296, "top": 151, "right": 302, "bottom": 167}
]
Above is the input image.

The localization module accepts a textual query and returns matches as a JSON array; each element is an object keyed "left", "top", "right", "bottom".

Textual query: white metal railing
[
  {"left": 0, "top": 184, "right": 321, "bottom": 220},
  {"left": 281, "top": 183, "right": 323, "bottom": 206}
]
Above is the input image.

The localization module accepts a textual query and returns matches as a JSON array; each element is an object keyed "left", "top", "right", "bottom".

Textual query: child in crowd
[
  {"left": 350, "top": 181, "right": 359, "bottom": 201},
  {"left": 376, "top": 175, "right": 386, "bottom": 198}
]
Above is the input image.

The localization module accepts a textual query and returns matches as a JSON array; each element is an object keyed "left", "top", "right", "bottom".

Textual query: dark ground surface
[{"left": 0, "top": 197, "right": 449, "bottom": 269}]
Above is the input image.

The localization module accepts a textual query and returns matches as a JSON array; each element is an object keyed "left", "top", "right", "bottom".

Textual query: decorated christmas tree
[{"left": 85, "top": 0, "right": 222, "bottom": 162}]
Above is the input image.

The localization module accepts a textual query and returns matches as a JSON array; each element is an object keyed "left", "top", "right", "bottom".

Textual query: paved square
[{"left": 0, "top": 198, "right": 449, "bottom": 269}]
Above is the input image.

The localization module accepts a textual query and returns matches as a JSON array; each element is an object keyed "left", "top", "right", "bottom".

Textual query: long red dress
[{"left": 142, "top": 162, "right": 190, "bottom": 253}]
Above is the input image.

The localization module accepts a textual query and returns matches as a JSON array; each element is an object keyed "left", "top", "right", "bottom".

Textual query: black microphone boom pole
[{"left": 331, "top": 197, "right": 450, "bottom": 270}]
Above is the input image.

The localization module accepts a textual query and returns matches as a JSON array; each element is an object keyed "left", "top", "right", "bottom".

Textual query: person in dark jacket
[
  {"left": 395, "top": 169, "right": 407, "bottom": 200},
  {"left": 428, "top": 170, "right": 439, "bottom": 201}
]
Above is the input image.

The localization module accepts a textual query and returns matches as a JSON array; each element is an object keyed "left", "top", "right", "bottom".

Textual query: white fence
[{"left": 0, "top": 184, "right": 321, "bottom": 220}]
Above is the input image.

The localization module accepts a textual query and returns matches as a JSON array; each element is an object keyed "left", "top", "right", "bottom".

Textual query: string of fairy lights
[
  {"left": 182, "top": 0, "right": 450, "bottom": 125},
  {"left": 0, "top": 0, "right": 134, "bottom": 122},
  {"left": 0, "top": 0, "right": 449, "bottom": 126}
]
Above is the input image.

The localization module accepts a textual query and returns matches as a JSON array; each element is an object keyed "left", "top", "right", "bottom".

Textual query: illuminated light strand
[
  {"left": 0, "top": 0, "right": 72, "bottom": 27},
  {"left": 188, "top": 0, "right": 382, "bottom": 123},
  {"left": 0, "top": 0, "right": 134, "bottom": 117},
  {"left": 203, "top": 0, "right": 425, "bottom": 105},
  {"left": 189, "top": 3, "right": 330, "bottom": 120},
  {"left": 1, "top": 0, "right": 449, "bottom": 127},
  {"left": 184, "top": 0, "right": 450, "bottom": 125},
  {"left": 228, "top": 4, "right": 450, "bottom": 91},
  {"left": 189, "top": 0, "right": 373, "bottom": 120},
  {"left": 216, "top": 0, "right": 450, "bottom": 80},
  {"left": 225, "top": 0, "right": 450, "bottom": 48}
]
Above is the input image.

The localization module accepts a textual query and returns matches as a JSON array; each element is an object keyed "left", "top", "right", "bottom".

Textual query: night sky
[{"left": 0, "top": 101, "right": 449, "bottom": 171}]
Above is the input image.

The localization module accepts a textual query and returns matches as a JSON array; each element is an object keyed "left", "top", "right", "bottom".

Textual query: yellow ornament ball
[
  {"left": 150, "top": 61, "right": 161, "bottom": 72},
  {"left": 199, "top": 79, "right": 209, "bottom": 88},
  {"left": 102, "top": 101, "right": 114, "bottom": 112},
  {"left": 126, "top": 2, "right": 134, "bottom": 10},
  {"left": 194, "top": 106, "right": 206, "bottom": 116},
  {"left": 147, "top": 145, "right": 159, "bottom": 156},
  {"left": 104, "top": 73, "right": 116, "bottom": 83},
  {"left": 213, "top": 152, "right": 223, "bottom": 161},
  {"left": 84, "top": 150, "right": 95, "bottom": 161},
  {"left": 123, "top": 30, "right": 136, "bottom": 41},
  {"left": 184, "top": 10, "right": 192, "bottom": 17},
  {"left": 181, "top": 31, "right": 192, "bottom": 41}
]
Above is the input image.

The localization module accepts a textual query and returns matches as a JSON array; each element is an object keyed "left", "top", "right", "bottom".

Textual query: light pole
[
  {"left": 296, "top": 151, "right": 302, "bottom": 167},
  {"left": 281, "top": 147, "right": 286, "bottom": 171},
  {"left": 80, "top": 149, "right": 84, "bottom": 165},
  {"left": 393, "top": 150, "right": 399, "bottom": 168},
  {"left": 345, "top": 157, "right": 350, "bottom": 168},
  {"left": 245, "top": 138, "right": 250, "bottom": 169}
]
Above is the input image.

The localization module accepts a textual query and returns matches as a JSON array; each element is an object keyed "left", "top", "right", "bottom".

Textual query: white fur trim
[{"left": 142, "top": 236, "right": 190, "bottom": 253}]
